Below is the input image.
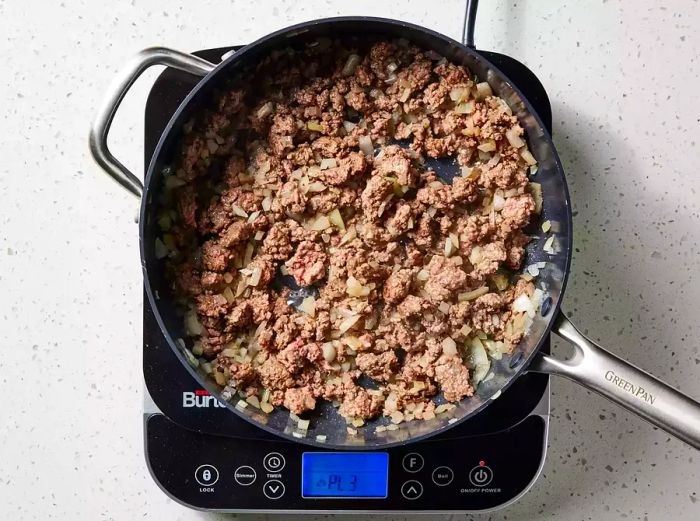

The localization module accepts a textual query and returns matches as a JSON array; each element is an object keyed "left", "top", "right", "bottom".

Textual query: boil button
[
  {"left": 468, "top": 465, "right": 493, "bottom": 487},
  {"left": 432, "top": 466, "right": 454, "bottom": 486}
]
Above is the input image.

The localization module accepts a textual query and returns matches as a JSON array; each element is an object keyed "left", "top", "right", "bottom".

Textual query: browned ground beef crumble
[{"left": 159, "top": 39, "right": 540, "bottom": 425}]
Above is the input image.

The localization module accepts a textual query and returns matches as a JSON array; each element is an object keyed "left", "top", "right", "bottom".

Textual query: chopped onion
[
  {"left": 342, "top": 120, "right": 356, "bottom": 133},
  {"left": 442, "top": 337, "right": 458, "bottom": 356},
  {"left": 513, "top": 293, "right": 536, "bottom": 318},
  {"left": 320, "top": 158, "right": 337, "bottom": 170},
  {"left": 338, "top": 314, "right": 361, "bottom": 334},
  {"left": 399, "top": 88, "right": 411, "bottom": 102},
  {"left": 458, "top": 286, "right": 489, "bottom": 301},
  {"left": 341, "top": 54, "right": 362, "bottom": 76},
  {"left": 307, "top": 120, "right": 323, "bottom": 132},
  {"left": 469, "top": 245, "right": 482, "bottom": 265},
  {"left": 477, "top": 140, "right": 497, "bottom": 152},
  {"left": 310, "top": 215, "right": 331, "bottom": 231},
  {"left": 185, "top": 309, "right": 203, "bottom": 336},
  {"left": 493, "top": 193, "right": 506, "bottom": 211},
  {"left": 232, "top": 204, "right": 248, "bottom": 218},
  {"left": 444, "top": 236, "right": 455, "bottom": 257},
  {"left": 541, "top": 220, "right": 552, "bottom": 233},
  {"left": 454, "top": 101, "right": 474, "bottom": 114},
  {"left": 248, "top": 267, "right": 262, "bottom": 287},
  {"left": 529, "top": 182, "right": 543, "bottom": 213},
  {"left": 358, "top": 135, "right": 374, "bottom": 156},
  {"left": 449, "top": 87, "right": 470, "bottom": 103},
  {"left": 475, "top": 81, "right": 493, "bottom": 100},
  {"left": 328, "top": 208, "right": 345, "bottom": 230},
  {"left": 346, "top": 275, "right": 370, "bottom": 298},
  {"left": 154, "top": 238, "right": 169, "bottom": 259},
  {"left": 298, "top": 296, "right": 316, "bottom": 317},
  {"left": 505, "top": 127, "right": 525, "bottom": 148},
  {"left": 468, "top": 338, "right": 490, "bottom": 385},
  {"left": 261, "top": 195, "right": 272, "bottom": 212},
  {"left": 321, "top": 342, "right": 336, "bottom": 362},
  {"left": 543, "top": 236, "right": 555, "bottom": 254},
  {"left": 416, "top": 269, "right": 430, "bottom": 281},
  {"left": 520, "top": 149, "right": 537, "bottom": 166},
  {"left": 256, "top": 101, "right": 274, "bottom": 119}
]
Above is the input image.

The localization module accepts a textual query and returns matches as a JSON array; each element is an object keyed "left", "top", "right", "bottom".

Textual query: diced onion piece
[
  {"left": 248, "top": 267, "right": 262, "bottom": 287},
  {"left": 475, "top": 81, "right": 493, "bottom": 100},
  {"left": 338, "top": 314, "right": 361, "bottom": 335},
  {"left": 449, "top": 86, "right": 470, "bottom": 102},
  {"left": 339, "top": 225, "right": 357, "bottom": 245},
  {"left": 321, "top": 342, "right": 336, "bottom": 362},
  {"left": 154, "top": 238, "right": 169, "bottom": 259},
  {"left": 529, "top": 182, "right": 543, "bottom": 213},
  {"left": 442, "top": 337, "right": 458, "bottom": 356},
  {"left": 328, "top": 208, "right": 345, "bottom": 230},
  {"left": 246, "top": 395, "right": 261, "bottom": 409},
  {"left": 185, "top": 309, "right": 203, "bottom": 336},
  {"left": 261, "top": 402, "right": 274, "bottom": 413},
  {"left": 529, "top": 165, "right": 539, "bottom": 176},
  {"left": 454, "top": 101, "right": 474, "bottom": 114},
  {"left": 261, "top": 195, "right": 272, "bottom": 212},
  {"left": 449, "top": 233, "right": 460, "bottom": 249},
  {"left": 526, "top": 264, "right": 540, "bottom": 277},
  {"left": 468, "top": 338, "right": 490, "bottom": 385},
  {"left": 307, "top": 181, "right": 326, "bottom": 193},
  {"left": 341, "top": 54, "right": 362, "bottom": 76},
  {"left": 416, "top": 269, "right": 430, "bottom": 282},
  {"left": 298, "top": 296, "right": 316, "bottom": 317},
  {"left": 469, "top": 245, "right": 482, "bottom": 265},
  {"left": 346, "top": 275, "right": 370, "bottom": 298},
  {"left": 307, "top": 120, "right": 323, "bottom": 132},
  {"left": 222, "top": 287, "right": 235, "bottom": 303},
  {"left": 521, "top": 149, "right": 538, "bottom": 166},
  {"left": 458, "top": 286, "right": 489, "bottom": 301},
  {"left": 491, "top": 273, "right": 509, "bottom": 291},
  {"left": 342, "top": 120, "right": 356, "bottom": 133},
  {"left": 319, "top": 158, "right": 337, "bottom": 170},
  {"left": 358, "top": 135, "right": 374, "bottom": 156},
  {"left": 477, "top": 139, "right": 497, "bottom": 152},
  {"left": 310, "top": 215, "right": 331, "bottom": 231},
  {"left": 505, "top": 127, "right": 525, "bottom": 148},
  {"left": 444, "top": 237, "right": 455, "bottom": 257},
  {"left": 542, "top": 220, "right": 552, "bottom": 233},
  {"left": 399, "top": 88, "right": 411, "bottom": 102},
  {"left": 543, "top": 236, "right": 555, "bottom": 254},
  {"left": 438, "top": 302, "right": 451, "bottom": 314},
  {"left": 256, "top": 101, "right": 274, "bottom": 119},
  {"left": 232, "top": 204, "right": 248, "bottom": 218},
  {"left": 513, "top": 293, "right": 536, "bottom": 318},
  {"left": 247, "top": 210, "right": 260, "bottom": 223},
  {"left": 492, "top": 194, "right": 506, "bottom": 211}
]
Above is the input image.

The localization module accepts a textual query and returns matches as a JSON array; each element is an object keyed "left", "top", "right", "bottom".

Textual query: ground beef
[
  {"left": 165, "top": 38, "right": 541, "bottom": 426},
  {"left": 285, "top": 241, "right": 328, "bottom": 286}
]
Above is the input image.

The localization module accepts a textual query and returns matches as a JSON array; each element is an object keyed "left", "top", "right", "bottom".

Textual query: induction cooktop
[{"left": 141, "top": 42, "right": 554, "bottom": 513}]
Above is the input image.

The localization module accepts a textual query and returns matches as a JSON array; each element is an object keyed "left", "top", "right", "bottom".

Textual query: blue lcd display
[{"left": 302, "top": 452, "right": 389, "bottom": 498}]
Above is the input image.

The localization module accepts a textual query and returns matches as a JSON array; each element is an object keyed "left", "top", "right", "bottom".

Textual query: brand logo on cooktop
[
  {"left": 604, "top": 371, "right": 656, "bottom": 405},
  {"left": 182, "top": 390, "right": 227, "bottom": 408}
]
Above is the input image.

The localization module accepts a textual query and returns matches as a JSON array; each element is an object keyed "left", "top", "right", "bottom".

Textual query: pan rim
[{"left": 139, "top": 15, "right": 573, "bottom": 449}]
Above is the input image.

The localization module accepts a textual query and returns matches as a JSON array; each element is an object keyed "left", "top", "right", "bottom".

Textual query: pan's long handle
[
  {"left": 89, "top": 47, "right": 216, "bottom": 198},
  {"left": 530, "top": 312, "right": 700, "bottom": 450}
]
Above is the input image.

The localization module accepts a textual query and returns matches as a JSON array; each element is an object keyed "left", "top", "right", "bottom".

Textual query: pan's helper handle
[
  {"left": 89, "top": 47, "right": 216, "bottom": 198},
  {"left": 531, "top": 312, "right": 700, "bottom": 450}
]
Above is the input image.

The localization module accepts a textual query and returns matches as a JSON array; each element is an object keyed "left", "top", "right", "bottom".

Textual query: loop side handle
[
  {"left": 530, "top": 312, "right": 700, "bottom": 450},
  {"left": 89, "top": 47, "right": 216, "bottom": 198}
]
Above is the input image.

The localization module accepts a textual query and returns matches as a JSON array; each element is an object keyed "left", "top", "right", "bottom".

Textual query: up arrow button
[{"left": 400, "top": 480, "right": 423, "bottom": 500}]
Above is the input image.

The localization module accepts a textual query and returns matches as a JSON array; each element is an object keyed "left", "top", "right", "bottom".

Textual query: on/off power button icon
[{"left": 468, "top": 463, "right": 493, "bottom": 487}]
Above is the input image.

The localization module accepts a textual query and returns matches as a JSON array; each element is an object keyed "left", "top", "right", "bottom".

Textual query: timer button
[
  {"left": 431, "top": 466, "right": 454, "bottom": 486},
  {"left": 400, "top": 480, "right": 423, "bottom": 500},
  {"left": 263, "top": 452, "right": 286, "bottom": 472},
  {"left": 402, "top": 453, "right": 424, "bottom": 473},
  {"left": 263, "top": 479, "right": 285, "bottom": 499},
  {"left": 194, "top": 464, "right": 219, "bottom": 486},
  {"left": 468, "top": 464, "right": 494, "bottom": 487}
]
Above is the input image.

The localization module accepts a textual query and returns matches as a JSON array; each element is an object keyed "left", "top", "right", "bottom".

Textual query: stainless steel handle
[
  {"left": 89, "top": 47, "right": 216, "bottom": 198},
  {"left": 530, "top": 312, "right": 700, "bottom": 450}
]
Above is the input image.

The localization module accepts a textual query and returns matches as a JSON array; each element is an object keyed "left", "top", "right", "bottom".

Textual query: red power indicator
[
  {"left": 479, "top": 460, "right": 486, "bottom": 466},
  {"left": 195, "top": 390, "right": 210, "bottom": 396}
]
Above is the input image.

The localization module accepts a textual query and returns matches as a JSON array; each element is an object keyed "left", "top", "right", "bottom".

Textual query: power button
[{"left": 468, "top": 464, "right": 493, "bottom": 487}]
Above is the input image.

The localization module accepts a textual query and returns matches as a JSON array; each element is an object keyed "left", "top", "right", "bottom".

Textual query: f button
[{"left": 402, "top": 453, "right": 424, "bottom": 473}]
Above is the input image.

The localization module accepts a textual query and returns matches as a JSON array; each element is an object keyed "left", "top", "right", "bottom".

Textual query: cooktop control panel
[{"left": 146, "top": 414, "right": 545, "bottom": 511}]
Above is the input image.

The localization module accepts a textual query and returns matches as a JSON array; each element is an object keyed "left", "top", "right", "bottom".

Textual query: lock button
[{"left": 195, "top": 464, "right": 219, "bottom": 486}]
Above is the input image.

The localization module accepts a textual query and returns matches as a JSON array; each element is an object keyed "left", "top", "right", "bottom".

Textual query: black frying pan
[{"left": 89, "top": 4, "right": 700, "bottom": 450}]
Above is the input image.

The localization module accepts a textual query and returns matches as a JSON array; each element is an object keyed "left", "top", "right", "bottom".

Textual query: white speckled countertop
[{"left": 1, "top": 0, "right": 699, "bottom": 519}]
